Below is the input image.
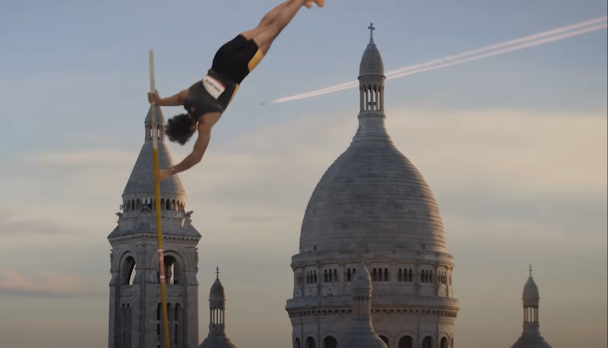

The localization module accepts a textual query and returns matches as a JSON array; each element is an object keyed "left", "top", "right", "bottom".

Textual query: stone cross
[
  {"left": 216, "top": 266, "right": 220, "bottom": 279},
  {"left": 529, "top": 264, "right": 533, "bottom": 277},
  {"left": 368, "top": 23, "right": 375, "bottom": 40}
]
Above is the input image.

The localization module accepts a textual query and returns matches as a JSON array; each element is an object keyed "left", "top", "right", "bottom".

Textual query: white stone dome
[{"left": 299, "top": 137, "right": 446, "bottom": 253}]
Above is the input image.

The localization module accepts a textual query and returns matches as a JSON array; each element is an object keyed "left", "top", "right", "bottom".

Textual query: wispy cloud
[
  {"left": 23, "top": 149, "right": 136, "bottom": 167},
  {"left": 0, "top": 268, "right": 106, "bottom": 299},
  {"left": 0, "top": 211, "right": 77, "bottom": 236}
]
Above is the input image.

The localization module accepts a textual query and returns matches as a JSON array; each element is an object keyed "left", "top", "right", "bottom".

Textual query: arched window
[
  {"left": 384, "top": 268, "right": 389, "bottom": 281},
  {"left": 322, "top": 336, "right": 338, "bottom": 348},
  {"left": 346, "top": 269, "right": 352, "bottom": 282},
  {"left": 422, "top": 336, "right": 433, "bottom": 348},
  {"left": 313, "top": 271, "right": 317, "bottom": 283},
  {"left": 333, "top": 269, "right": 338, "bottom": 282},
  {"left": 305, "top": 337, "right": 317, "bottom": 348},
  {"left": 398, "top": 336, "right": 413, "bottom": 348},
  {"left": 372, "top": 268, "right": 377, "bottom": 281},
  {"left": 164, "top": 256, "right": 178, "bottom": 285},
  {"left": 294, "top": 338, "right": 301, "bottom": 348},
  {"left": 379, "top": 335, "right": 389, "bottom": 346},
  {"left": 408, "top": 269, "right": 413, "bottom": 282},
  {"left": 398, "top": 269, "right": 403, "bottom": 282},
  {"left": 324, "top": 270, "right": 328, "bottom": 283},
  {"left": 122, "top": 256, "right": 136, "bottom": 285},
  {"left": 440, "top": 337, "right": 448, "bottom": 348}
]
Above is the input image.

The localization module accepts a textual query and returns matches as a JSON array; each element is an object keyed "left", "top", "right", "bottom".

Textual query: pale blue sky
[{"left": 0, "top": 1, "right": 606, "bottom": 347}]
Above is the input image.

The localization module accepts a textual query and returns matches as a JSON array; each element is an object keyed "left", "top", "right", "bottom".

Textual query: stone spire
[
  {"left": 199, "top": 268, "right": 238, "bottom": 348},
  {"left": 356, "top": 23, "right": 389, "bottom": 143},
  {"left": 337, "top": 263, "right": 388, "bottom": 348},
  {"left": 109, "top": 105, "right": 200, "bottom": 239},
  {"left": 510, "top": 266, "right": 552, "bottom": 348}
]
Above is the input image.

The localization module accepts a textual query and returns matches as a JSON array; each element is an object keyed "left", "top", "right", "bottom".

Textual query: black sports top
[{"left": 183, "top": 69, "right": 238, "bottom": 121}]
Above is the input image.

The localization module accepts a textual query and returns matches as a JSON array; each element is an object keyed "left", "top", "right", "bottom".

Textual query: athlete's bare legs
[{"left": 241, "top": 0, "right": 324, "bottom": 55}]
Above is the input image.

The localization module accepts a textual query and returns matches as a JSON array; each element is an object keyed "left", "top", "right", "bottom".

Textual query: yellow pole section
[{"left": 149, "top": 49, "right": 172, "bottom": 348}]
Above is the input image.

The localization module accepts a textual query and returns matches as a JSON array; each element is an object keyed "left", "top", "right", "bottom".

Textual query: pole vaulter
[{"left": 149, "top": 0, "right": 324, "bottom": 184}]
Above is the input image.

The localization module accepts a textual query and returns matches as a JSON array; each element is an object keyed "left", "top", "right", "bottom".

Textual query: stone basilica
[{"left": 106, "top": 25, "right": 552, "bottom": 348}]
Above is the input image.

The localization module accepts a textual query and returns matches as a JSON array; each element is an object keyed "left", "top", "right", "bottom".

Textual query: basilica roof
[{"left": 299, "top": 29, "right": 446, "bottom": 253}]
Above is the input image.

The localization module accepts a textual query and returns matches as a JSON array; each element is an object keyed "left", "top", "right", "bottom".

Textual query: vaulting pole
[{"left": 149, "top": 49, "right": 171, "bottom": 348}]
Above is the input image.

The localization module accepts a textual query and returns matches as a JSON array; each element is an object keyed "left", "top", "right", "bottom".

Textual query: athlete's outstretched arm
[
  {"left": 148, "top": 89, "right": 189, "bottom": 107},
  {"left": 154, "top": 112, "right": 221, "bottom": 182},
  {"left": 170, "top": 127, "right": 210, "bottom": 173}
]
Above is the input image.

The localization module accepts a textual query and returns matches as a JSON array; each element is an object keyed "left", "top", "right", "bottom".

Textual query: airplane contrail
[{"left": 272, "top": 16, "right": 607, "bottom": 104}]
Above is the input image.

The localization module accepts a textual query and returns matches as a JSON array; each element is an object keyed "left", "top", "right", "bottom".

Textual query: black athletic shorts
[
  {"left": 183, "top": 34, "right": 264, "bottom": 120},
  {"left": 213, "top": 34, "right": 264, "bottom": 84}
]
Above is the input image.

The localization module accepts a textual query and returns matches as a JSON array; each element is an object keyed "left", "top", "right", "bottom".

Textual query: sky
[{"left": 0, "top": 0, "right": 606, "bottom": 347}]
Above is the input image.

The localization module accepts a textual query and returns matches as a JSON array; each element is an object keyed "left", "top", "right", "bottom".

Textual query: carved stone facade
[
  {"left": 286, "top": 25, "right": 460, "bottom": 348},
  {"left": 108, "top": 106, "right": 201, "bottom": 348}
]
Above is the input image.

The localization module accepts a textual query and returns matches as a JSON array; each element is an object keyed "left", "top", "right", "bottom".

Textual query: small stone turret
[
  {"left": 199, "top": 267, "right": 238, "bottom": 348},
  {"left": 510, "top": 266, "right": 552, "bottom": 348},
  {"left": 336, "top": 263, "right": 388, "bottom": 348}
]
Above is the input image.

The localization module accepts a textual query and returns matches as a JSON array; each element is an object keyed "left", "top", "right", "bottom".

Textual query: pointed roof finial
[
  {"left": 216, "top": 266, "right": 220, "bottom": 279},
  {"left": 368, "top": 23, "right": 375, "bottom": 42},
  {"left": 529, "top": 264, "right": 533, "bottom": 277}
]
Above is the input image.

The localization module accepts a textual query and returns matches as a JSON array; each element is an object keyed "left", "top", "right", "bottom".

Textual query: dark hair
[{"left": 165, "top": 113, "right": 196, "bottom": 145}]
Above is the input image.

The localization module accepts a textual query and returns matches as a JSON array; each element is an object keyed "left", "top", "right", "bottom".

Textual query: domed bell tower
[{"left": 108, "top": 105, "right": 201, "bottom": 348}]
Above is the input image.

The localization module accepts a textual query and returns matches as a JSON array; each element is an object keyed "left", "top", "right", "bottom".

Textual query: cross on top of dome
[{"left": 368, "top": 23, "right": 375, "bottom": 41}]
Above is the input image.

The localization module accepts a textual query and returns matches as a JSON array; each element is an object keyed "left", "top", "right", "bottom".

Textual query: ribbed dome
[
  {"left": 510, "top": 336, "right": 552, "bottom": 348},
  {"left": 359, "top": 41, "right": 384, "bottom": 77},
  {"left": 199, "top": 336, "right": 238, "bottom": 348},
  {"left": 523, "top": 276, "right": 540, "bottom": 306},
  {"left": 209, "top": 278, "right": 226, "bottom": 303},
  {"left": 299, "top": 137, "right": 446, "bottom": 253},
  {"left": 299, "top": 24, "right": 445, "bottom": 254}
]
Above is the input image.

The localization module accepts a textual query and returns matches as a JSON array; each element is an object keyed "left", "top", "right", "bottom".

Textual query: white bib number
[{"left": 202, "top": 75, "right": 226, "bottom": 99}]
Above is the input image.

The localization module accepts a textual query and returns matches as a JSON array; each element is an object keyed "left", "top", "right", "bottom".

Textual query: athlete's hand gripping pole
[{"left": 150, "top": 49, "right": 172, "bottom": 348}]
